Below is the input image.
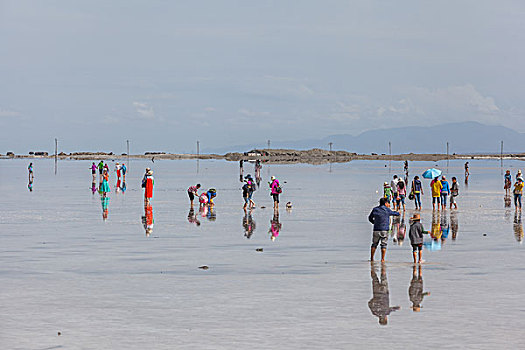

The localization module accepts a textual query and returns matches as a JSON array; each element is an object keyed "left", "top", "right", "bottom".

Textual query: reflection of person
[
  {"left": 28, "top": 179, "right": 33, "bottom": 192},
  {"left": 243, "top": 209, "right": 256, "bottom": 238},
  {"left": 450, "top": 210, "right": 459, "bottom": 240},
  {"left": 514, "top": 211, "right": 523, "bottom": 243},
  {"left": 269, "top": 209, "right": 281, "bottom": 241},
  {"left": 207, "top": 206, "right": 216, "bottom": 221},
  {"left": 409, "top": 265, "right": 430, "bottom": 312},
  {"left": 187, "top": 208, "right": 201, "bottom": 226},
  {"left": 239, "top": 160, "right": 244, "bottom": 180},
  {"left": 368, "top": 263, "right": 400, "bottom": 325},
  {"left": 440, "top": 211, "right": 449, "bottom": 243},
  {"left": 142, "top": 202, "right": 154, "bottom": 236},
  {"left": 101, "top": 196, "right": 109, "bottom": 221},
  {"left": 368, "top": 197, "right": 400, "bottom": 262}
]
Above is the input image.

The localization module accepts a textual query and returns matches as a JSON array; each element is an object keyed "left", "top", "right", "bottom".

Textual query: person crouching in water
[{"left": 409, "top": 213, "right": 427, "bottom": 264}]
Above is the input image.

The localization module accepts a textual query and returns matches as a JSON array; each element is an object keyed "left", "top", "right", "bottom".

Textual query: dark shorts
[
  {"left": 99, "top": 169, "right": 103, "bottom": 174},
  {"left": 412, "top": 243, "right": 423, "bottom": 252},
  {"left": 272, "top": 193, "right": 279, "bottom": 203},
  {"left": 92, "top": 170, "right": 96, "bottom": 174},
  {"left": 188, "top": 192, "right": 195, "bottom": 201},
  {"left": 433, "top": 197, "right": 440, "bottom": 204}
]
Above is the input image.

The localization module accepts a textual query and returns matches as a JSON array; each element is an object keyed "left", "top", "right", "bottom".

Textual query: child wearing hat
[
  {"left": 383, "top": 182, "right": 392, "bottom": 205},
  {"left": 409, "top": 213, "right": 427, "bottom": 264}
]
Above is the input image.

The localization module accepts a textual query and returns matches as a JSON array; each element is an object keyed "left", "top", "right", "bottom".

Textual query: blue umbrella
[{"left": 422, "top": 168, "right": 442, "bottom": 179}]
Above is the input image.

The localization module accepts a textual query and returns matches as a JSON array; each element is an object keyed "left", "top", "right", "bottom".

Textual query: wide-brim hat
[
  {"left": 147, "top": 170, "right": 153, "bottom": 175},
  {"left": 411, "top": 213, "right": 420, "bottom": 221}
]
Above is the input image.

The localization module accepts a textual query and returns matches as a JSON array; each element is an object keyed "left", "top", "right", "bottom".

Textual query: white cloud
[
  {"left": 0, "top": 109, "right": 21, "bottom": 118},
  {"left": 133, "top": 102, "right": 155, "bottom": 119},
  {"left": 238, "top": 108, "right": 270, "bottom": 117},
  {"left": 409, "top": 84, "right": 500, "bottom": 115}
]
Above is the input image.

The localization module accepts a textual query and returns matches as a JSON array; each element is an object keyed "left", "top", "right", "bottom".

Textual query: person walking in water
[
  {"left": 430, "top": 176, "right": 442, "bottom": 210},
  {"left": 188, "top": 183, "right": 201, "bottom": 208},
  {"left": 505, "top": 170, "right": 512, "bottom": 196},
  {"left": 513, "top": 177, "right": 524, "bottom": 210},
  {"left": 90, "top": 162, "right": 97, "bottom": 182},
  {"left": 97, "top": 160, "right": 104, "bottom": 181},
  {"left": 450, "top": 177, "right": 459, "bottom": 209},
  {"left": 396, "top": 178, "right": 407, "bottom": 212},
  {"left": 440, "top": 176, "right": 450, "bottom": 210},
  {"left": 391, "top": 175, "right": 399, "bottom": 210},
  {"left": 144, "top": 169, "right": 154, "bottom": 205},
  {"left": 115, "top": 162, "right": 121, "bottom": 180},
  {"left": 28, "top": 163, "right": 34, "bottom": 181},
  {"left": 408, "top": 213, "right": 426, "bottom": 264},
  {"left": 100, "top": 168, "right": 110, "bottom": 197},
  {"left": 411, "top": 176, "right": 423, "bottom": 210},
  {"left": 464, "top": 162, "right": 469, "bottom": 180},
  {"left": 121, "top": 163, "right": 127, "bottom": 180},
  {"left": 269, "top": 176, "right": 281, "bottom": 209},
  {"left": 368, "top": 197, "right": 400, "bottom": 262},
  {"left": 239, "top": 160, "right": 244, "bottom": 181}
]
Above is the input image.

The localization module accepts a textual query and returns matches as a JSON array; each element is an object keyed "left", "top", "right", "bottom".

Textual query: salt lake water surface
[{"left": 1, "top": 158, "right": 524, "bottom": 349}]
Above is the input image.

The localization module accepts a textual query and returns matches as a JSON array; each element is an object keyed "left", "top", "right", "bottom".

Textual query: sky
[{"left": 1, "top": 0, "right": 524, "bottom": 154}]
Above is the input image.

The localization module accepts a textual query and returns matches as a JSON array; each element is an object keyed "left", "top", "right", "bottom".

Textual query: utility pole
[
  {"left": 388, "top": 141, "right": 392, "bottom": 173},
  {"left": 446, "top": 142, "right": 449, "bottom": 173},
  {"left": 328, "top": 142, "right": 333, "bottom": 152},
  {"left": 197, "top": 140, "right": 200, "bottom": 155},
  {"left": 501, "top": 140, "right": 504, "bottom": 170},
  {"left": 54, "top": 138, "right": 58, "bottom": 175},
  {"left": 126, "top": 140, "right": 130, "bottom": 156},
  {"left": 267, "top": 140, "right": 271, "bottom": 149}
]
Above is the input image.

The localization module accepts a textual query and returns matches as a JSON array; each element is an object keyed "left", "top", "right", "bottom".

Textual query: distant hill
[{"left": 205, "top": 122, "right": 524, "bottom": 154}]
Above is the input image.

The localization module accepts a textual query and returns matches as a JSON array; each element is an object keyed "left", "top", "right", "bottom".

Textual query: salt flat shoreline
[{"left": 2, "top": 148, "right": 523, "bottom": 164}]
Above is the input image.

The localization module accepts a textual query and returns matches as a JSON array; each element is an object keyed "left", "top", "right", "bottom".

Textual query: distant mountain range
[{"left": 205, "top": 122, "right": 524, "bottom": 154}]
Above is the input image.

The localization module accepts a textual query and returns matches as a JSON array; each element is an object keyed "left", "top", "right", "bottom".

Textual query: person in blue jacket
[
  {"left": 440, "top": 176, "right": 450, "bottom": 210},
  {"left": 368, "top": 197, "right": 400, "bottom": 262}
]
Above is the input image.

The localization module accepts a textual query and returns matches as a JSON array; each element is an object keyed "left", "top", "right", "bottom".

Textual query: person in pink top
[
  {"left": 269, "top": 176, "right": 282, "bottom": 209},
  {"left": 396, "top": 179, "right": 407, "bottom": 212}
]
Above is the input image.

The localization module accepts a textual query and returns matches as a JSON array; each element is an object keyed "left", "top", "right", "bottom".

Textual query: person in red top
[{"left": 144, "top": 170, "right": 154, "bottom": 204}]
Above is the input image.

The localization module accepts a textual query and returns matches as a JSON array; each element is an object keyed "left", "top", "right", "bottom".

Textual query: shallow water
[{"left": 1, "top": 158, "right": 524, "bottom": 349}]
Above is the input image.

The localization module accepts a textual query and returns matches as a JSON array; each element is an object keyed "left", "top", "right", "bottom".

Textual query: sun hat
[
  {"left": 384, "top": 182, "right": 388, "bottom": 186},
  {"left": 147, "top": 170, "right": 153, "bottom": 176},
  {"left": 411, "top": 213, "right": 420, "bottom": 221},
  {"left": 146, "top": 167, "right": 151, "bottom": 172},
  {"left": 271, "top": 176, "right": 275, "bottom": 180}
]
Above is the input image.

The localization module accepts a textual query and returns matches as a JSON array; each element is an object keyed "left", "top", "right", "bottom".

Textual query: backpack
[{"left": 276, "top": 185, "right": 282, "bottom": 194}]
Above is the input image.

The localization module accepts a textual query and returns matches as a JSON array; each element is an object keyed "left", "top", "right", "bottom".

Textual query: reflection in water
[
  {"left": 368, "top": 263, "right": 400, "bottom": 325},
  {"left": 187, "top": 208, "right": 201, "bottom": 226},
  {"left": 101, "top": 196, "right": 109, "bottom": 221},
  {"left": 269, "top": 209, "right": 281, "bottom": 241},
  {"left": 425, "top": 211, "right": 442, "bottom": 251},
  {"left": 450, "top": 210, "right": 459, "bottom": 240},
  {"left": 142, "top": 202, "right": 154, "bottom": 236},
  {"left": 91, "top": 181, "right": 97, "bottom": 195},
  {"left": 505, "top": 195, "right": 512, "bottom": 208},
  {"left": 392, "top": 213, "right": 406, "bottom": 245},
  {"left": 409, "top": 265, "right": 430, "bottom": 312},
  {"left": 28, "top": 179, "right": 33, "bottom": 192},
  {"left": 440, "top": 211, "right": 449, "bottom": 243},
  {"left": 514, "top": 211, "right": 523, "bottom": 243},
  {"left": 207, "top": 206, "right": 216, "bottom": 222},
  {"left": 120, "top": 180, "right": 126, "bottom": 193},
  {"left": 243, "top": 209, "right": 256, "bottom": 238}
]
